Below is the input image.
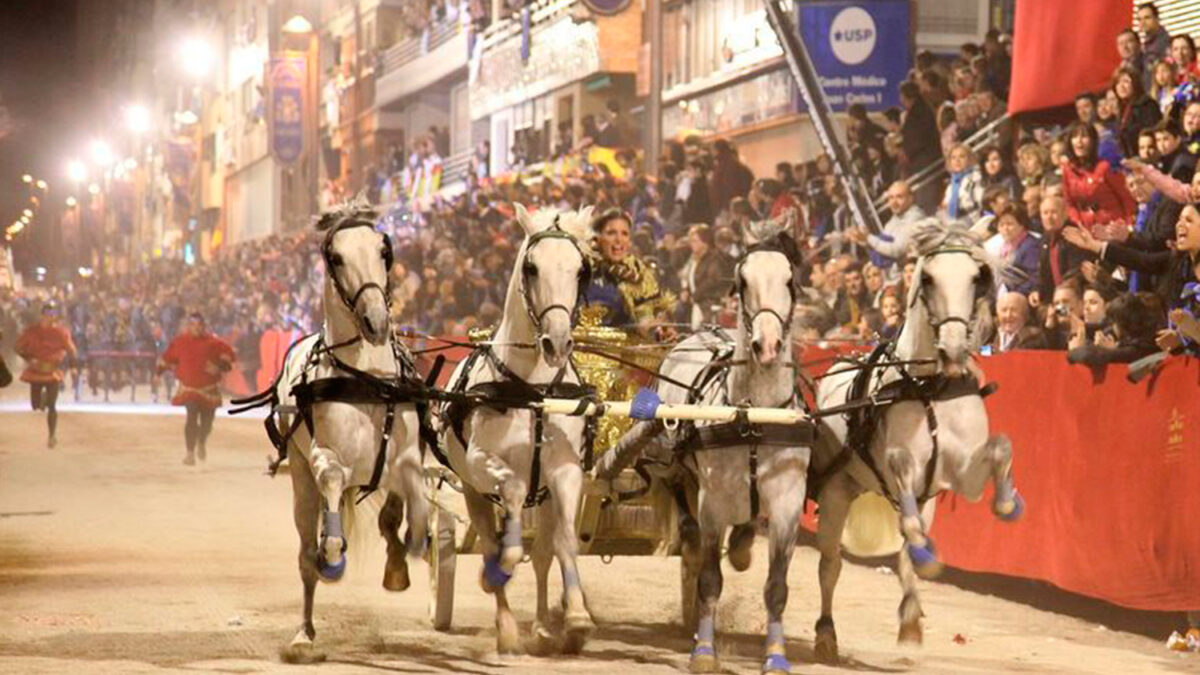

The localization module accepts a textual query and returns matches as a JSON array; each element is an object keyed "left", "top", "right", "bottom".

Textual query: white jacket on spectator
[
  {"left": 867, "top": 203, "right": 927, "bottom": 262},
  {"left": 940, "top": 168, "right": 985, "bottom": 222}
]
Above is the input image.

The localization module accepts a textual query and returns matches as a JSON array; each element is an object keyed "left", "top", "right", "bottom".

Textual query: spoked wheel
[{"left": 428, "top": 503, "right": 457, "bottom": 631}]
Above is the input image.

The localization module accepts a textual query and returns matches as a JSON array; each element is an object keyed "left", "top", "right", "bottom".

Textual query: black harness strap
[{"left": 358, "top": 404, "right": 396, "bottom": 502}]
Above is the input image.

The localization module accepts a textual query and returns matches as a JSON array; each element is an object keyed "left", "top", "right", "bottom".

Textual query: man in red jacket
[
  {"left": 160, "top": 313, "right": 235, "bottom": 465},
  {"left": 15, "top": 301, "right": 77, "bottom": 448}
]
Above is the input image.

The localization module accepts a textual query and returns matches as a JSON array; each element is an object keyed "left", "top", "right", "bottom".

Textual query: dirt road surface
[{"left": 0, "top": 407, "right": 1192, "bottom": 674}]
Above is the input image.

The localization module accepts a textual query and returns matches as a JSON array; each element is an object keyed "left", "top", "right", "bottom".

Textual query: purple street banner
[{"left": 269, "top": 54, "right": 306, "bottom": 165}]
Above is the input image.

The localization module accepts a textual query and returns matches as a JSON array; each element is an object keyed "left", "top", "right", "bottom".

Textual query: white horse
[
  {"left": 639, "top": 213, "right": 818, "bottom": 674},
  {"left": 438, "top": 203, "right": 595, "bottom": 654},
  {"left": 267, "top": 201, "right": 429, "bottom": 663},
  {"left": 810, "top": 219, "right": 1024, "bottom": 662}
]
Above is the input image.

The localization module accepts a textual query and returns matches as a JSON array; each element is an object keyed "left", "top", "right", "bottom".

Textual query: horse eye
[
  {"left": 921, "top": 273, "right": 933, "bottom": 286},
  {"left": 329, "top": 253, "right": 344, "bottom": 266},
  {"left": 523, "top": 262, "right": 538, "bottom": 277}
]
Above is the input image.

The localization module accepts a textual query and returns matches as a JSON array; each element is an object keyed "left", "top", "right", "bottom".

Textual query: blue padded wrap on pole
[{"left": 630, "top": 387, "right": 662, "bottom": 420}]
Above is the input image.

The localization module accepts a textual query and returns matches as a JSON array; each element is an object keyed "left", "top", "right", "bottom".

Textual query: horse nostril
[
  {"left": 540, "top": 336, "right": 556, "bottom": 358},
  {"left": 363, "top": 316, "right": 376, "bottom": 334},
  {"left": 564, "top": 338, "right": 574, "bottom": 355},
  {"left": 751, "top": 340, "right": 763, "bottom": 356}
]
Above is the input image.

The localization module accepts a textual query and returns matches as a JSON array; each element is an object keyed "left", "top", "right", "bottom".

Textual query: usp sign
[{"left": 797, "top": 0, "right": 910, "bottom": 111}]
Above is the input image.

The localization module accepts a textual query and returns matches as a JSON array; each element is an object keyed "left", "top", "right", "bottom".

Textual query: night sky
[{"left": 0, "top": 0, "right": 81, "bottom": 261}]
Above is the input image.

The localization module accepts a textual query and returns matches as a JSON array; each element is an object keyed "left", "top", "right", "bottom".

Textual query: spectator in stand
[
  {"left": 879, "top": 288, "right": 904, "bottom": 341},
  {"left": 680, "top": 224, "right": 735, "bottom": 326},
  {"left": 595, "top": 99, "right": 624, "bottom": 147},
  {"left": 710, "top": 139, "right": 754, "bottom": 214},
  {"left": 1170, "top": 34, "right": 1200, "bottom": 84},
  {"left": 992, "top": 292, "right": 1048, "bottom": 352},
  {"left": 1081, "top": 283, "right": 1115, "bottom": 338},
  {"left": 1113, "top": 67, "right": 1163, "bottom": 157},
  {"left": 1017, "top": 141, "right": 1052, "bottom": 188},
  {"left": 1116, "top": 29, "right": 1150, "bottom": 91},
  {"left": 750, "top": 178, "right": 798, "bottom": 221},
  {"left": 980, "top": 144, "right": 1019, "bottom": 199},
  {"left": 941, "top": 143, "right": 985, "bottom": 221},
  {"left": 1138, "top": 3, "right": 1171, "bottom": 66},
  {"left": 847, "top": 180, "right": 924, "bottom": 274},
  {"left": 1042, "top": 278, "right": 1086, "bottom": 349},
  {"left": 1150, "top": 60, "right": 1179, "bottom": 113},
  {"left": 1036, "top": 194, "right": 1092, "bottom": 307},
  {"left": 995, "top": 203, "right": 1041, "bottom": 296},
  {"left": 899, "top": 80, "right": 941, "bottom": 207},
  {"left": 847, "top": 103, "right": 887, "bottom": 154},
  {"left": 918, "top": 70, "right": 951, "bottom": 111},
  {"left": 1096, "top": 89, "right": 1127, "bottom": 166},
  {"left": 982, "top": 29, "right": 1012, "bottom": 99},
  {"left": 681, "top": 159, "right": 714, "bottom": 226},
  {"left": 1153, "top": 118, "right": 1188, "bottom": 178},
  {"left": 1076, "top": 92, "right": 1098, "bottom": 127},
  {"left": 1137, "top": 128, "right": 1160, "bottom": 163},
  {"left": 1067, "top": 292, "right": 1161, "bottom": 365},
  {"left": 1060, "top": 122, "right": 1137, "bottom": 232}
]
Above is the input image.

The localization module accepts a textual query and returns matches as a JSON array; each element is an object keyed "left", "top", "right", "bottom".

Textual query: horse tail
[{"left": 841, "top": 492, "right": 904, "bottom": 558}]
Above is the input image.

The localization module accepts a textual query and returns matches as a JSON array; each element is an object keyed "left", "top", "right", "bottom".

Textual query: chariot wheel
[{"left": 428, "top": 502, "right": 457, "bottom": 631}]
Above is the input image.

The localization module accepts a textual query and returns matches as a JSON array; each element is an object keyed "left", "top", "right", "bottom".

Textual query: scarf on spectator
[
  {"left": 947, "top": 169, "right": 968, "bottom": 219},
  {"left": 1000, "top": 231, "right": 1028, "bottom": 262}
]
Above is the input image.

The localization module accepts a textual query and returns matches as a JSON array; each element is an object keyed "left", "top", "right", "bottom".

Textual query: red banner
[
  {"left": 933, "top": 352, "right": 1200, "bottom": 611},
  {"left": 1007, "top": 0, "right": 1127, "bottom": 114}
]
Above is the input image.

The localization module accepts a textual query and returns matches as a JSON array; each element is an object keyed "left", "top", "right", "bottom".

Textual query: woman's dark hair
[
  {"left": 1171, "top": 34, "right": 1196, "bottom": 60},
  {"left": 1065, "top": 122, "right": 1100, "bottom": 168},
  {"left": 1110, "top": 67, "right": 1146, "bottom": 104},
  {"left": 978, "top": 144, "right": 1009, "bottom": 177},
  {"left": 591, "top": 208, "right": 631, "bottom": 234},
  {"left": 994, "top": 202, "right": 1029, "bottom": 230},
  {"left": 1107, "top": 292, "right": 1162, "bottom": 342}
]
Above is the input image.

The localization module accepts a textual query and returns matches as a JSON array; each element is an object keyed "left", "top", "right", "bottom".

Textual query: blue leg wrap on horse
[
  {"left": 899, "top": 493, "right": 920, "bottom": 520},
  {"left": 995, "top": 477, "right": 1014, "bottom": 504},
  {"left": 483, "top": 554, "right": 513, "bottom": 588},
  {"left": 907, "top": 540, "right": 938, "bottom": 567},
  {"left": 766, "top": 620, "right": 785, "bottom": 647},
  {"left": 501, "top": 514, "right": 522, "bottom": 551},
  {"left": 696, "top": 615, "right": 715, "bottom": 644},
  {"left": 762, "top": 652, "right": 791, "bottom": 673},
  {"left": 996, "top": 490, "right": 1024, "bottom": 522},
  {"left": 322, "top": 511, "right": 344, "bottom": 540}
]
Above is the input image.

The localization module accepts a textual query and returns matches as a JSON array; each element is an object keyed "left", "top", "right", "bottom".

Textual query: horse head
[
  {"left": 513, "top": 202, "right": 594, "bottom": 369},
  {"left": 737, "top": 209, "right": 797, "bottom": 367},
  {"left": 315, "top": 195, "right": 394, "bottom": 346},
  {"left": 908, "top": 219, "right": 996, "bottom": 373}
]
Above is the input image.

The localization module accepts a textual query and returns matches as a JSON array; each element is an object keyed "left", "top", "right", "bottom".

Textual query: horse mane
[
  {"left": 314, "top": 192, "right": 379, "bottom": 232},
  {"left": 910, "top": 217, "right": 1001, "bottom": 276},
  {"left": 520, "top": 204, "right": 596, "bottom": 252}
]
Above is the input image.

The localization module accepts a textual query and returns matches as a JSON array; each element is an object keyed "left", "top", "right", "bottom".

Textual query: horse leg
[
  {"left": 814, "top": 473, "right": 856, "bottom": 666},
  {"left": 378, "top": 493, "right": 410, "bottom": 592},
  {"left": 689, "top": 518, "right": 724, "bottom": 673},
  {"left": 896, "top": 545, "right": 924, "bottom": 645},
  {"left": 395, "top": 417, "right": 430, "bottom": 559},
  {"left": 886, "top": 446, "right": 942, "bottom": 580},
  {"left": 529, "top": 502, "right": 558, "bottom": 652},
  {"left": 548, "top": 462, "right": 594, "bottom": 654},
  {"left": 759, "top": 454, "right": 807, "bottom": 675},
  {"left": 463, "top": 483, "right": 521, "bottom": 654},
  {"left": 281, "top": 446, "right": 325, "bottom": 664},
  {"left": 311, "top": 448, "right": 350, "bottom": 582}
]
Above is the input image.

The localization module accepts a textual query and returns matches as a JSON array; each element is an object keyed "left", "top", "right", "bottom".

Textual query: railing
[
  {"left": 473, "top": 0, "right": 578, "bottom": 57},
  {"left": 379, "top": 18, "right": 464, "bottom": 75},
  {"left": 442, "top": 149, "right": 473, "bottom": 188}
]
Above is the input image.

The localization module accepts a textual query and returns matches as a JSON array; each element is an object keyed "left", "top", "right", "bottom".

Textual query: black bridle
[
  {"left": 731, "top": 242, "right": 797, "bottom": 339},
  {"left": 321, "top": 217, "right": 395, "bottom": 336},
  {"left": 911, "top": 246, "right": 992, "bottom": 336},
  {"left": 518, "top": 218, "right": 592, "bottom": 343}
]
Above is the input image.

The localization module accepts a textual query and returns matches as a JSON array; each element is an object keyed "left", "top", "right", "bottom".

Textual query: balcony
[
  {"left": 375, "top": 18, "right": 469, "bottom": 108},
  {"left": 469, "top": 0, "right": 640, "bottom": 120}
]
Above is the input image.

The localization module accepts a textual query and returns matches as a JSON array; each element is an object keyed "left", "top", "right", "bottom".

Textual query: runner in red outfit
[
  {"left": 15, "top": 301, "right": 77, "bottom": 448},
  {"left": 160, "top": 313, "right": 235, "bottom": 465}
]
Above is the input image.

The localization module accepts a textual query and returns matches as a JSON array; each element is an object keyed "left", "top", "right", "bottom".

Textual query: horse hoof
[
  {"left": 727, "top": 524, "right": 755, "bottom": 572},
  {"left": 906, "top": 542, "right": 944, "bottom": 580},
  {"left": 530, "top": 622, "right": 557, "bottom": 656},
  {"left": 317, "top": 554, "right": 346, "bottom": 582},
  {"left": 496, "top": 615, "right": 522, "bottom": 655},
  {"left": 898, "top": 620, "right": 923, "bottom": 646},
  {"left": 813, "top": 631, "right": 839, "bottom": 665},
  {"left": 994, "top": 491, "right": 1025, "bottom": 522},
  {"left": 382, "top": 563, "right": 410, "bottom": 592},
  {"left": 762, "top": 652, "right": 791, "bottom": 674},
  {"left": 562, "top": 612, "right": 594, "bottom": 655},
  {"left": 689, "top": 642, "right": 719, "bottom": 673},
  {"left": 480, "top": 555, "right": 512, "bottom": 593},
  {"left": 280, "top": 640, "right": 326, "bottom": 664}
]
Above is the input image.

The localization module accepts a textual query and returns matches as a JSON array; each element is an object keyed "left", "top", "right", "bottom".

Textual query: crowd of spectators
[{"left": 6, "top": 3, "right": 1200, "bottom": 401}]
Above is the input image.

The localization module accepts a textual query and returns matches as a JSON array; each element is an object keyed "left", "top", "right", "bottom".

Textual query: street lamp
[
  {"left": 179, "top": 36, "right": 216, "bottom": 79},
  {"left": 90, "top": 139, "right": 115, "bottom": 166},
  {"left": 66, "top": 159, "right": 87, "bottom": 183},
  {"left": 124, "top": 104, "right": 151, "bottom": 134},
  {"left": 22, "top": 208, "right": 32, "bottom": 218},
  {"left": 282, "top": 14, "right": 314, "bottom": 34},
  {"left": 65, "top": 196, "right": 78, "bottom": 207},
  {"left": 36, "top": 179, "right": 48, "bottom": 190},
  {"left": 88, "top": 183, "right": 101, "bottom": 196},
  {"left": 21, "top": 174, "right": 32, "bottom": 184}
]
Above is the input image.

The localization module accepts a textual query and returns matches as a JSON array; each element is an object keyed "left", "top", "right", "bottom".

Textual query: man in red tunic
[
  {"left": 15, "top": 301, "right": 77, "bottom": 448},
  {"left": 160, "top": 313, "right": 235, "bottom": 465}
]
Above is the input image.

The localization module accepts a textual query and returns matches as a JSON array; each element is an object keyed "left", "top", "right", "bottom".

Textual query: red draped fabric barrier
[{"left": 931, "top": 351, "right": 1200, "bottom": 611}]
